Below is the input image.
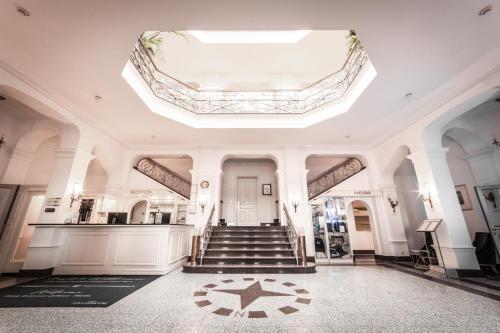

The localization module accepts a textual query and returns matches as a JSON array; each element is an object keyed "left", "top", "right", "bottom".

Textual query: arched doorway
[
  {"left": 220, "top": 157, "right": 278, "bottom": 226},
  {"left": 130, "top": 200, "right": 147, "bottom": 224}
]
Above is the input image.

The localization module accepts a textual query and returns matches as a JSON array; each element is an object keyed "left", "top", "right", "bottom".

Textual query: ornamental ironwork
[
  {"left": 134, "top": 158, "right": 191, "bottom": 199},
  {"left": 307, "top": 158, "right": 365, "bottom": 200},
  {"left": 129, "top": 40, "right": 369, "bottom": 114}
]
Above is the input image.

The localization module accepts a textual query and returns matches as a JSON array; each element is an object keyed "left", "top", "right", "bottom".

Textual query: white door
[{"left": 237, "top": 177, "right": 258, "bottom": 226}]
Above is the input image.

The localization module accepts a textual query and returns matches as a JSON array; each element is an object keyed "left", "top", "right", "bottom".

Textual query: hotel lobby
[{"left": 0, "top": 0, "right": 500, "bottom": 332}]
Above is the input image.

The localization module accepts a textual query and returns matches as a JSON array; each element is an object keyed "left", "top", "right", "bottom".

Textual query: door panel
[{"left": 237, "top": 177, "right": 258, "bottom": 226}]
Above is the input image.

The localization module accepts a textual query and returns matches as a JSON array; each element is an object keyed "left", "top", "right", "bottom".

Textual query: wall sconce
[
  {"left": 492, "top": 137, "right": 500, "bottom": 149},
  {"left": 419, "top": 189, "right": 434, "bottom": 209},
  {"left": 484, "top": 191, "right": 497, "bottom": 208},
  {"left": 70, "top": 183, "right": 82, "bottom": 208},
  {"left": 291, "top": 194, "right": 300, "bottom": 213},
  {"left": 199, "top": 195, "right": 207, "bottom": 213},
  {"left": 0, "top": 135, "right": 5, "bottom": 149},
  {"left": 388, "top": 196, "right": 399, "bottom": 213}
]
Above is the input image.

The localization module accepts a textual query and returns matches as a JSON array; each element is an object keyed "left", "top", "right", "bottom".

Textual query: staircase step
[
  {"left": 210, "top": 236, "right": 289, "bottom": 242},
  {"left": 205, "top": 249, "right": 295, "bottom": 256},
  {"left": 216, "top": 226, "right": 285, "bottom": 231},
  {"left": 202, "top": 256, "right": 297, "bottom": 265},
  {"left": 207, "top": 242, "right": 292, "bottom": 249},
  {"left": 212, "top": 230, "right": 287, "bottom": 236},
  {"left": 182, "top": 262, "right": 316, "bottom": 274}
]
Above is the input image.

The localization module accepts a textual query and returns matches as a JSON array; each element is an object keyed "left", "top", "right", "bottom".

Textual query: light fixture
[
  {"left": 419, "top": 186, "right": 434, "bottom": 209},
  {"left": 16, "top": 6, "right": 30, "bottom": 16},
  {"left": 94, "top": 95, "right": 102, "bottom": 101},
  {"left": 199, "top": 195, "right": 207, "bottom": 213},
  {"left": 188, "top": 30, "right": 311, "bottom": 44},
  {"left": 493, "top": 137, "right": 500, "bottom": 149},
  {"left": 387, "top": 196, "right": 399, "bottom": 213},
  {"left": 70, "top": 183, "right": 82, "bottom": 208},
  {"left": 478, "top": 5, "right": 492, "bottom": 16},
  {"left": 405, "top": 92, "right": 413, "bottom": 98},
  {"left": 291, "top": 194, "right": 300, "bottom": 213},
  {"left": 0, "top": 135, "right": 5, "bottom": 149}
]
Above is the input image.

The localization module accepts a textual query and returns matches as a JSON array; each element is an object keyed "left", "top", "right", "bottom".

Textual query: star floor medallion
[{"left": 193, "top": 277, "right": 311, "bottom": 318}]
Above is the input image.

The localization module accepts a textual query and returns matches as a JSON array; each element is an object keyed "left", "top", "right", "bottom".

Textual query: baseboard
[
  {"left": 375, "top": 255, "right": 412, "bottom": 262},
  {"left": 353, "top": 250, "right": 375, "bottom": 255},
  {"left": 18, "top": 267, "right": 54, "bottom": 277},
  {"left": 450, "top": 268, "right": 485, "bottom": 278}
]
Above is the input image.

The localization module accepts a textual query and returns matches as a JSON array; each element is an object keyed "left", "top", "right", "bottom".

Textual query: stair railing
[
  {"left": 307, "top": 157, "right": 365, "bottom": 200},
  {"left": 199, "top": 204, "right": 216, "bottom": 265},
  {"left": 283, "top": 204, "right": 307, "bottom": 266},
  {"left": 134, "top": 157, "right": 191, "bottom": 199}
]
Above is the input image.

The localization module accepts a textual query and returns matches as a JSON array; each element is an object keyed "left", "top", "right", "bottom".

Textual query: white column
[
  {"left": 1, "top": 148, "right": 34, "bottom": 184},
  {"left": 37, "top": 147, "right": 95, "bottom": 224},
  {"left": 282, "top": 148, "right": 314, "bottom": 255},
  {"left": 377, "top": 184, "right": 410, "bottom": 257},
  {"left": 408, "top": 148, "right": 480, "bottom": 274}
]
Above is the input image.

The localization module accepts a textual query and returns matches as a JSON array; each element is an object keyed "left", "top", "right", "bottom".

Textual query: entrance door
[{"left": 237, "top": 177, "right": 258, "bottom": 226}]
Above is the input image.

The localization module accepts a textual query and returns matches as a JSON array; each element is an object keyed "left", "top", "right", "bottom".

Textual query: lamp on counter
[
  {"left": 70, "top": 183, "right": 82, "bottom": 208},
  {"left": 199, "top": 195, "right": 207, "bottom": 213},
  {"left": 291, "top": 194, "right": 300, "bottom": 213}
]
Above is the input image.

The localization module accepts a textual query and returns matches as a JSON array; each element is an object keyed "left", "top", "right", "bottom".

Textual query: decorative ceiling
[{"left": 124, "top": 30, "right": 375, "bottom": 127}]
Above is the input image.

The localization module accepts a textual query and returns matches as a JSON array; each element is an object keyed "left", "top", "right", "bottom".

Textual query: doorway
[
  {"left": 1, "top": 188, "right": 45, "bottom": 273},
  {"left": 237, "top": 176, "right": 258, "bottom": 226}
]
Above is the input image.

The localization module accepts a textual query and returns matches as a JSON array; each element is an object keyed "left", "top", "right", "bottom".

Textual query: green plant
[
  {"left": 140, "top": 31, "right": 186, "bottom": 56},
  {"left": 346, "top": 30, "right": 359, "bottom": 51}
]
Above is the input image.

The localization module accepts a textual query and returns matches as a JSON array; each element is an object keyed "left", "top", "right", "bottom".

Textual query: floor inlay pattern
[{"left": 193, "top": 277, "right": 311, "bottom": 318}]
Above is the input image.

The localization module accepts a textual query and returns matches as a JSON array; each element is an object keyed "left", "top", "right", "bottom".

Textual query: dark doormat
[{"left": 0, "top": 275, "right": 160, "bottom": 307}]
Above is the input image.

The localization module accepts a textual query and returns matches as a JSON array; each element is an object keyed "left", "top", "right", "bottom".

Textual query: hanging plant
[
  {"left": 346, "top": 29, "right": 359, "bottom": 51},
  {"left": 139, "top": 31, "right": 186, "bottom": 56}
]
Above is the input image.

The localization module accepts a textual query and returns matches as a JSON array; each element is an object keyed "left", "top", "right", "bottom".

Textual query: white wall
[
  {"left": 442, "top": 136, "right": 489, "bottom": 239},
  {"left": 83, "top": 158, "right": 108, "bottom": 194},
  {"left": 221, "top": 159, "right": 278, "bottom": 225},
  {"left": 24, "top": 136, "right": 60, "bottom": 185},
  {"left": 393, "top": 158, "right": 427, "bottom": 250}
]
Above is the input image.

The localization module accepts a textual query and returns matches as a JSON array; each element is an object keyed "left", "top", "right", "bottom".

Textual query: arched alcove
[
  {"left": 130, "top": 200, "right": 148, "bottom": 224},
  {"left": 346, "top": 199, "right": 375, "bottom": 251}
]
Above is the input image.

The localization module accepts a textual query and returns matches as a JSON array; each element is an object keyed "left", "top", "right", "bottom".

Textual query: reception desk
[{"left": 23, "top": 224, "right": 194, "bottom": 275}]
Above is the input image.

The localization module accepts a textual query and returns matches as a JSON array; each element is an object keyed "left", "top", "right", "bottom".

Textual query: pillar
[{"left": 408, "top": 147, "right": 480, "bottom": 276}]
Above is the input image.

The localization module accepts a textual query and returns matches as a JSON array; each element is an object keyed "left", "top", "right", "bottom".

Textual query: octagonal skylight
[{"left": 122, "top": 30, "right": 376, "bottom": 128}]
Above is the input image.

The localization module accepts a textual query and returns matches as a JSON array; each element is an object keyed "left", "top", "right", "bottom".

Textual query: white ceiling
[
  {"left": 153, "top": 30, "right": 349, "bottom": 91},
  {"left": 1, "top": 0, "right": 500, "bottom": 147}
]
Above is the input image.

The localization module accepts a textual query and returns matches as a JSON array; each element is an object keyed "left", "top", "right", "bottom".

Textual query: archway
[
  {"left": 130, "top": 200, "right": 148, "bottom": 224},
  {"left": 220, "top": 157, "right": 278, "bottom": 226},
  {"left": 346, "top": 199, "right": 376, "bottom": 253}
]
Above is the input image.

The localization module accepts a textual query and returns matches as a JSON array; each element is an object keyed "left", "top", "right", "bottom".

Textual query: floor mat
[{"left": 0, "top": 275, "right": 159, "bottom": 307}]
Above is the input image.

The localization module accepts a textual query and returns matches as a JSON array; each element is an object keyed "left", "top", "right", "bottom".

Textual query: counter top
[{"left": 28, "top": 223, "right": 194, "bottom": 227}]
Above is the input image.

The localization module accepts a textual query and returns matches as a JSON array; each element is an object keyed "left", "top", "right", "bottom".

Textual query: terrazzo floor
[{"left": 0, "top": 265, "right": 499, "bottom": 333}]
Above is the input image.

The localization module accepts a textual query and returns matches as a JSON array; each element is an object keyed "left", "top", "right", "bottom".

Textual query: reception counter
[{"left": 23, "top": 224, "right": 194, "bottom": 275}]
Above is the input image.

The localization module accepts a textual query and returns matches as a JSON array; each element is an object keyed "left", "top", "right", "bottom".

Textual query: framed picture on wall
[
  {"left": 455, "top": 184, "right": 472, "bottom": 210},
  {"left": 262, "top": 184, "right": 272, "bottom": 196}
]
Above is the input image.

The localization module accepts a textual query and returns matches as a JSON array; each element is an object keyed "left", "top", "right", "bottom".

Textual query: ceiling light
[
  {"left": 188, "top": 30, "right": 311, "bottom": 44},
  {"left": 16, "top": 7, "right": 30, "bottom": 16},
  {"left": 405, "top": 92, "right": 413, "bottom": 98},
  {"left": 478, "top": 5, "right": 492, "bottom": 16},
  {"left": 94, "top": 95, "right": 102, "bottom": 101}
]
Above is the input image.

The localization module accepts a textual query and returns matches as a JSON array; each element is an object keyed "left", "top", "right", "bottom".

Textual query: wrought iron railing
[
  {"left": 134, "top": 158, "right": 191, "bottom": 199},
  {"left": 283, "top": 204, "right": 300, "bottom": 265},
  {"left": 200, "top": 204, "right": 216, "bottom": 265},
  {"left": 129, "top": 40, "right": 369, "bottom": 114},
  {"left": 307, "top": 157, "right": 365, "bottom": 200}
]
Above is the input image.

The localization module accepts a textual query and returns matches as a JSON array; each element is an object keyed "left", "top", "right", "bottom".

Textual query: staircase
[
  {"left": 308, "top": 157, "right": 366, "bottom": 200},
  {"left": 133, "top": 157, "right": 191, "bottom": 199},
  {"left": 183, "top": 225, "right": 316, "bottom": 273},
  {"left": 353, "top": 250, "right": 377, "bottom": 265}
]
